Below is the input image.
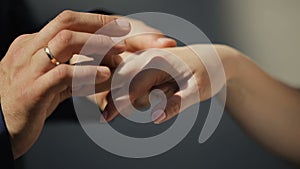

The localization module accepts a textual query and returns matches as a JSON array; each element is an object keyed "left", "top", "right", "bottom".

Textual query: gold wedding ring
[{"left": 44, "top": 47, "right": 60, "bottom": 66}]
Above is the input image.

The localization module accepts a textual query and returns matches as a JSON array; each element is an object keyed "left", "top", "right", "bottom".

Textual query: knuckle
[
  {"left": 55, "top": 10, "right": 76, "bottom": 26},
  {"left": 167, "top": 98, "right": 181, "bottom": 115},
  {"left": 14, "top": 34, "right": 31, "bottom": 43},
  {"left": 11, "top": 34, "right": 34, "bottom": 48},
  {"left": 7, "top": 44, "right": 28, "bottom": 65},
  {"left": 54, "top": 30, "right": 73, "bottom": 45},
  {"left": 97, "top": 14, "right": 110, "bottom": 27},
  {"left": 12, "top": 47, "right": 27, "bottom": 60},
  {"left": 62, "top": 87, "right": 72, "bottom": 99},
  {"left": 53, "top": 65, "right": 70, "bottom": 82}
]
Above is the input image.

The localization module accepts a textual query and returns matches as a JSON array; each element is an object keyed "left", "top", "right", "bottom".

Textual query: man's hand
[{"left": 0, "top": 10, "right": 131, "bottom": 159}]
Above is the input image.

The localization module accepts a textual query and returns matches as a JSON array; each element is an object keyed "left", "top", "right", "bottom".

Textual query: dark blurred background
[{"left": 1, "top": 0, "right": 299, "bottom": 168}]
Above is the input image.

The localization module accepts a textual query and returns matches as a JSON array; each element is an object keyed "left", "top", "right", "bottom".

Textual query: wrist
[{"left": 215, "top": 45, "right": 244, "bottom": 83}]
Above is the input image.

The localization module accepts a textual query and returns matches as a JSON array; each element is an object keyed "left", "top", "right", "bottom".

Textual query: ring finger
[{"left": 31, "top": 30, "right": 125, "bottom": 74}]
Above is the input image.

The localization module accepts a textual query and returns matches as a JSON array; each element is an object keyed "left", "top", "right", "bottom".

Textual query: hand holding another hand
[
  {"left": 101, "top": 45, "right": 239, "bottom": 124},
  {"left": 0, "top": 10, "right": 133, "bottom": 159},
  {"left": 0, "top": 10, "right": 177, "bottom": 159}
]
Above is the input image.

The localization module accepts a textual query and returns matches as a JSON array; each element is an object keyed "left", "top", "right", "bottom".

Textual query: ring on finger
[{"left": 44, "top": 47, "right": 61, "bottom": 66}]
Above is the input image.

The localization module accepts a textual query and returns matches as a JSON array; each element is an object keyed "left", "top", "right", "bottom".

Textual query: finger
[
  {"left": 119, "top": 17, "right": 176, "bottom": 52},
  {"left": 35, "top": 64, "right": 111, "bottom": 99},
  {"left": 152, "top": 79, "right": 200, "bottom": 124},
  {"left": 129, "top": 69, "right": 171, "bottom": 101},
  {"left": 46, "top": 96, "right": 62, "bottom": 118},
  {"left": 94, "top": 91, "right": 110, "bottom": 111},
  {"left": 102, "top": 92, "right": 119, "bottom": 122},
  {"left": 28, "top": 11, "right": 130, "bottom": 53},
  {"left": 133, "top": 81, "right": 178, "bottom": 109},
  {"left": 71, "top": 53, "right": 123, "bottom": 70},
  {"left": 103, "top": 88, "right": 176, "bottom": 123},
  {"left": 103, "top": 60, "right": 172, "bottom": 121},
  {"left": 66, "top": 84, "right": 106, "bottom": 97},
  {"left": 95, "top": 78, "right": 111, "bottom": 92},
  {"left": 49, "top": 31, "right": 126, "bottom": 60},
  {"left": 125, "top": 34, "right": 177, "bottom": 52},
  {"left": 31, "top": 30, "right": 126, "bottom": 73},
  {"left": 71, "top": 78, "right": 111, "bottom": 97},
  {"left": 103, "top": 53, "right": 178, "bottom": 122},
  {"left": 104, "top": 73, "right": 178, "bottom": 121},
  {"left": 104, "top": 91, "right": 147, "bottom": 122}
]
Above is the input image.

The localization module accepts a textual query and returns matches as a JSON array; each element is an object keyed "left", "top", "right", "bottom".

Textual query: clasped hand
[
  {"left": 0, "top": 10, "right": 234, "bottom": 159},
  {"left": 95, "top": 45, "right": 232, "bottom": 124},
  {"left": 0, "top": 10, "right": 176, "bottom": 159}
]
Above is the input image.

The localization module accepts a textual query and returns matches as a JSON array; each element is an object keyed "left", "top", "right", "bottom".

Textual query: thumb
[
  {"left": 151, "top": 82, "right": 200, "bottom": 124},
  {"left": 156, "top": 37, "right": 177, "bottom": 48}
]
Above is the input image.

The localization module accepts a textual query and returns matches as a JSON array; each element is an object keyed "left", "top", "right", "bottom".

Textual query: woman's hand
[
  {"left": 121, "top": 16, "right": 177, "bottom": 52},
  {"left": 0, "top": 10, "right": 131, "bottom": 159},
  {"left": 101, "top": 44, "right": 300, "bottom": 164},
  {"left": 101, "top": 44, "right": 239, "bottom": 123},
  {"left": 90, "top": 16, "right": 177, "bottom": 110}
]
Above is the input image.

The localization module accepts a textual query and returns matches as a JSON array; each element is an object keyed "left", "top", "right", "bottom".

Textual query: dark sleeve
[{"left": 0, "top": 104, "right": 15, "bottom": 169}]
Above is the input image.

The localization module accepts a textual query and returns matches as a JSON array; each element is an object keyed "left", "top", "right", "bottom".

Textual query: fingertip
[
  {"left": 96, "top": 66, "right": 111, "bottom": 81},
  {"left": 157, "top": 38, "right": 177, "bottom": 47},
  {"left": 97, "top": 18, "right": 130, "bottom": 37},
  {"left": 152, "top": 109, "right": 167, "bottom": 124},
  {"left": 115, "top": 18, "right": 131, "bottom": 30},
  {"left": 115, "top": 18, "right": 131, "bottom": 34},
  {"left": 152, "top": 95, "right": 181, "bottom": 124}
]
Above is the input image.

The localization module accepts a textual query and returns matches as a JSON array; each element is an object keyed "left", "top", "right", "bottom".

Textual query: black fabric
[{"left": 0, "top": 104, "right": 14, "bottom": 169}]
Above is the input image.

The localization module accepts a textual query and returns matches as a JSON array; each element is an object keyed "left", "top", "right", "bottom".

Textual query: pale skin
[
  {"left": 0, "top": 10, "right": 176, "bottom": 159},
  {"left": 99, "top": 44, "right": 300, "bottom": 164}
]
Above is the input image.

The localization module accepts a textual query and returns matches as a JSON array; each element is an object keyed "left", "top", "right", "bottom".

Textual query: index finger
[{"left": 35, "top": 10, "right": 130, "bottom": 48}]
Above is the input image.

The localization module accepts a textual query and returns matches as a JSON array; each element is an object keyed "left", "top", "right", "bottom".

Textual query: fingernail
[
  {"left": 116, "top": 19, "right": 130, "bottom": 29},
  {"left": 157, "top": 38, "right": 174, "bottom": 45},
  {"left": 152, "top": 110, "right": 166, "bottom": 124},
  {"left": 97, "top": 67, "right": 111, "bottom": 78},
  {"left": 100, "top": 110, "right": 108, "bottom": 123}
]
